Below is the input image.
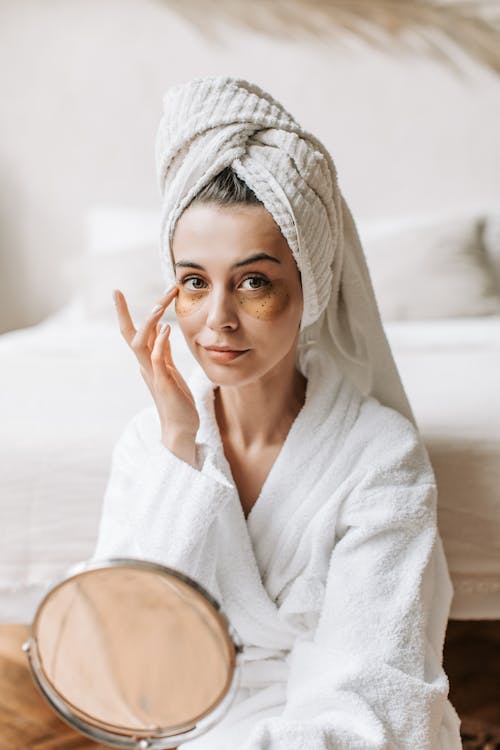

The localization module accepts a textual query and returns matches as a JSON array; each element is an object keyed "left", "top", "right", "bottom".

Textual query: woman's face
[{"left": 171, "top": 201, "right": 303, "bottom": 386}]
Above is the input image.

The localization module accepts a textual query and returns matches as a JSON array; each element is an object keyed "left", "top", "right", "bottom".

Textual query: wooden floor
[
  {"left": 0, "top": 624, "right": 108, "bottom": 749},
  {"left": 444, "top": 620, "right": 500, "bottom": 749},
  {"left": 0, "top": 620, "right": 499, "bottom": 749}
]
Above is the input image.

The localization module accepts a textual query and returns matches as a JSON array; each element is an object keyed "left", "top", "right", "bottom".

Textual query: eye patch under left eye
[{"left": 236, "top": 280, "right": 290, "bottom": 320}]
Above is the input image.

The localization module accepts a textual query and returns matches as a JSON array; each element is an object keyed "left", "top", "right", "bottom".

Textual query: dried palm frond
[{"left": 160, "top": 0, "right": 500, "bottom": 78}]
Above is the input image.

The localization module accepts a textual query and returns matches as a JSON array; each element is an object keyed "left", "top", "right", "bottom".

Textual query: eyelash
[{"left": 180, "top": 273, "right": 270, "bottom": 291}]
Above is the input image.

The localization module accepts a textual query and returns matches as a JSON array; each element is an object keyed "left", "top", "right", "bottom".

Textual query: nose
[{"left": 205, "top": 285, "right": 238, "bottom": 331}]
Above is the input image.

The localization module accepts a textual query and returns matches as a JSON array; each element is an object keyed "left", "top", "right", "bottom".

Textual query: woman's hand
[{"left": 112, "top": 286, "right": 200, "bottom": 449}]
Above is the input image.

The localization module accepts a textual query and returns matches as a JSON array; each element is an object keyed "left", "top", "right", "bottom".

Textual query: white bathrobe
[{"left": 92, "top": 343, "right": 463, "bottom": 749}]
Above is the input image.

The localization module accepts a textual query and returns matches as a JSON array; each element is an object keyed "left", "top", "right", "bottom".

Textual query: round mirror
[{"left": 22, "top": 557, "right": 244, "bottom": 748}]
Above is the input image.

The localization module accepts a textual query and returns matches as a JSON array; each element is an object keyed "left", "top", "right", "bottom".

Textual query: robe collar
[
  {"left": 185, "top": 343, "right": 361, "bottom": 520},
  {"left": 183, "top": 347, "right": 364, "bottom": 649}
]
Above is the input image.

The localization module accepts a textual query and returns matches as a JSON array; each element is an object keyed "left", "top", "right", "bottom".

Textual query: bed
[{"left": 1, "top": 206, "right": 499, "bottom": 624}]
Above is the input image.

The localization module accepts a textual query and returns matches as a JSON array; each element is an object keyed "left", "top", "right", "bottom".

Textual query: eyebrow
[{"left": 174, "top": 252, "right": 282, "bottom": 271}]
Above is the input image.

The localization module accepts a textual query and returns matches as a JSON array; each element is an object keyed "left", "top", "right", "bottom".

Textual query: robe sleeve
[
  {"left": 239, "top": 425, "right": 463, "bottom": 750},
  {"left": 90, "top": 408, "right": 236, "bottom": 600}
]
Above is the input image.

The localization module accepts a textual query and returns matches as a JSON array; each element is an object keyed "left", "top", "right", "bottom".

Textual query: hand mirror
[{"left": 22, "top": 557, "right": 244, "bottom": 748}]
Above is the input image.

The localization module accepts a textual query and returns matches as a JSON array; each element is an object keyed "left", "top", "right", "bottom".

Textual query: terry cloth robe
[{"left": 91, "top": 344, "right": 463, "bottom": 750}]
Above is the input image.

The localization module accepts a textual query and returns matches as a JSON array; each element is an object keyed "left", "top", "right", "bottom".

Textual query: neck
[{"left": 214, "top": 345, "right": 308, "bottom": 450}]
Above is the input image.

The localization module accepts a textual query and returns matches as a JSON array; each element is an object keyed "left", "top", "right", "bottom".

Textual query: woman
[{"left": 93, "top": 76, "right": 462, "bottom": 749}]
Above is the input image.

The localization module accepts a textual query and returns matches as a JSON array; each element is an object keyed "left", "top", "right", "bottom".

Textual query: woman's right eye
[{"left": 182, "top": 276, "right": 207, "bottom": 291}]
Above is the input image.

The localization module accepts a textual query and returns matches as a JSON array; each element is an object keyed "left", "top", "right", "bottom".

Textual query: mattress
[
  {"left": 384, "top": 317, "right": 500, "bottom": 619},
  {"left": 1, "top": 304, "right": 499, "bottom": 622}
]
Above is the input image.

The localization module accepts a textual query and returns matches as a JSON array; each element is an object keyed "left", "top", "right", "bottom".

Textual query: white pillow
[
  {"left": 357, "top": 212, "right": 500, "bottom": 321},
  {"left": 65, "top": 207, "right": 177, "bottom": 324}
]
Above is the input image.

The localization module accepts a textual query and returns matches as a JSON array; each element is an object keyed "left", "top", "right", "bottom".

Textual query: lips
[
  {"left": 204, "top": 346, "right": 248, "bottom": 352},
  {"left": 204, "top": 348, "right": 249, "bottom": 362}
]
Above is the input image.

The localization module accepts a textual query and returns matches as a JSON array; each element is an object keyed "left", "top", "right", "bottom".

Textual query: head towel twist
[{"left": 155, "top": 75, "right": 416, "bottom": 427}]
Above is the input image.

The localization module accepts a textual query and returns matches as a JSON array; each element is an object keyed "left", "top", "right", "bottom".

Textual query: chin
[
  {"left": 200, "top": 365, "right": 251, "bottom": 388},
  {"left": 194, "top": 352, "right": 252, "bottom": 383},
  {"left": 203, "top": 360, "right": 286, "bottom": 390}
]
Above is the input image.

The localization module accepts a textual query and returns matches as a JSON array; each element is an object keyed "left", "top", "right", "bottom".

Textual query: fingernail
[
  {"left": 151, "top": 303, "right": 163, "bottom": 314},
  {"left": 160, "top": 322, "right": 169, "bottom": 334},
  {"left": 112, "top": 290, "right": 119, "bottom": 303},
  {"left": 164, "top": 284, "right": 177, "bottom": 295}
]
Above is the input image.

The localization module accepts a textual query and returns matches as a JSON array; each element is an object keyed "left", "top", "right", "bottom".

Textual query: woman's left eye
[{"left": 240, "top": 275, "right": 269, "bottom": 291}]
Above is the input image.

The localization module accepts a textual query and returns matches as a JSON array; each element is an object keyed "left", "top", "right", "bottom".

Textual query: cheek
[{"left": 238, "top": 280, "right": 290, "bottom": 320}]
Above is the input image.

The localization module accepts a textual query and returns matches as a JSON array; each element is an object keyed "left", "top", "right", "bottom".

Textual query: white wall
[{"left": 1, "top": 0, "right": 499, "bottom": 332}]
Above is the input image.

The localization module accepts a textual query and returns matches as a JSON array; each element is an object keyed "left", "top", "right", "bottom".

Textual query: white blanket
[{"left": 92, "top": 343, "right": 462, "bottom": 749}]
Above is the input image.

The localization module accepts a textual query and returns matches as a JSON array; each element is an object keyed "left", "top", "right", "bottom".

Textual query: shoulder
[
  {"left": 345, "top": 394, "right": 436, "bottom": 490},
  {"left": 333, "top": 396, "right": 438, "bottom": 531}
]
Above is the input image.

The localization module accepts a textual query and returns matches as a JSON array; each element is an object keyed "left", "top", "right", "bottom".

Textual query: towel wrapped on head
[{"left": 155, "top": 75, "right": 416, "bottom": 427}]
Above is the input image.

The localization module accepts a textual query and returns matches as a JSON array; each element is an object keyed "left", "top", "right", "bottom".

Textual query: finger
[
  {"left": 157, "top": 324, "right": 194, "bottom": 402},
  {"left": 113, "top": 289, "right": 163, "bottom": 372},
  {"left": 153, "top": 323, "right": 187, "bottom": 396},
  {"left": 112, "top": 290, "right": 137, "bottom": 345},
  {"left": 148, "top": 322, "right": 159, "bottom": 352},
  {"left": 133, "top": 285, "right": 178, "bottom": 349},
  {"left": 160, "top": 283, "right": 179, "bottom": 310},
  {"left": 113, "top": 289, "right": 157, "bottom": 371},
  {"left": 161, "top": 321, "right": 176, "bottom": 368},
  {"left": 126, "top": 286, "right": 178, "bottom": 368},
  {"left": 151, "top": 320, "right": 171, "bottom": 356},
  {"left": 151, "top": 323, "right": 175, "bottom": 382}
]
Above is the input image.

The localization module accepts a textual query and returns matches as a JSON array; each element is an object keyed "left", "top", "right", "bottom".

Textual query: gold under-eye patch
[
  {"left": 175, "top": 279, "right": 290, "bottom": 320},
  {"left": 236, "top": 279, "right": 290, "bottom": 320},
  {"left": 174, "top": 289, "right": 206, "bottom": 316}
]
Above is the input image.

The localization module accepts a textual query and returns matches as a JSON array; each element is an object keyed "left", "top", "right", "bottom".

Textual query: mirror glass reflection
[{"left": 29, "top": 562, "right": 238, "bottom": 741}]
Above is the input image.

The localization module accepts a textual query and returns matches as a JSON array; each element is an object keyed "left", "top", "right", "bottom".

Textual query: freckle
[{"left": 238, "top": 280, "right": 290, "bottom": 321}]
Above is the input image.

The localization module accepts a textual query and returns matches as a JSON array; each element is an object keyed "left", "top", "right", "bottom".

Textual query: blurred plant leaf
[{"left": 161, "top": 0, "right": 500, "bottom": 77}]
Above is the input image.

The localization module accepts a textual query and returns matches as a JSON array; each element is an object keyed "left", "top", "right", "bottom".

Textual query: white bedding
[
  {"left": 384, "top": 317, "right": 500, "bottom": 618},
  {"left": 1, "top": 303, "right": 499, "bottom": 622}
]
